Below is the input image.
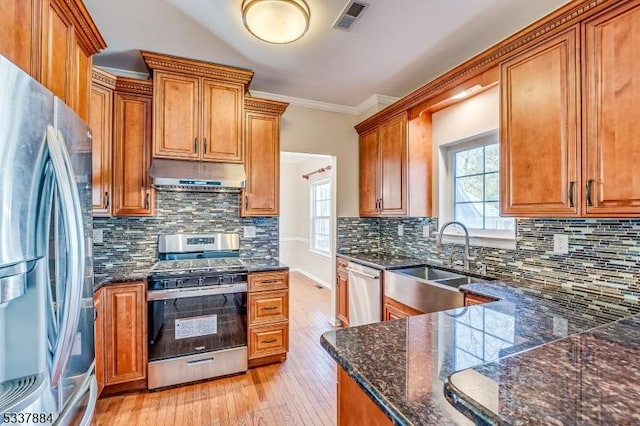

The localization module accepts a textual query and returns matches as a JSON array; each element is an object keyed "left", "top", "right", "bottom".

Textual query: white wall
[
  {"left": 431, "top": 86, "right": 500, "bottom": 212},
  {"left": 279, "top": 155, "right": 335, "bottom": 288}
]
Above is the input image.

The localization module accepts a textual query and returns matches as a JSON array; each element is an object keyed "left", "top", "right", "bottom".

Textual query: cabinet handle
[
  {"left": 261, "top": 306, "right": 278, "bottom": 311},
  {"left": 204, "top": 138, "right": 207, "bottom": 154},
  {"left": 194, "top": 138, "right": 198, "bottom": 154},
  {"left": 586, "top": 179, "right": 594, "bottom": 207},
  {"left": 568, "top": 182, "right": 575, "bottom": 208},
  {"left": 261, "top": 339, "right": 277, "bottom": 344},
  {"left": 145, "top": 191, "right": 150, "bottom": 210},
  {"left": 261, "top": 280, "right": 279, "bottom": 284},
  {"left": 104, "top": 192, "right": 110, "bottom": 209},
  {"left": 245, "top": 195, "right": 249, "bottom": 210}
]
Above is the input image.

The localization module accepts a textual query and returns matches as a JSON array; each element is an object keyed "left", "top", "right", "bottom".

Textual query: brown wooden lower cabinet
[
  {"left": 336, "top": 257, "right": 349, "bottom": 326},
  {"left": 383, "top": 296, "right": 423, "bottom": 321},
  {"left": 94, "top": 281, "right": 147, "bottom": 394},
  {"left": 247, "top": 271, "right": 290, "bottom": 367},
  {"left": 463, "top": 293, "right": 496, "bottom": 306},
  {"left": 337, "top": 366, "right": 392, "bottom": 426}
]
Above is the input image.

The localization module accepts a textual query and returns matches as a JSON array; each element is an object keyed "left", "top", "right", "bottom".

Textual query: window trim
[
  {"left": 439, "top": 129, "right": 515, "bottom": 248},
  {"left": 309, "top": 179, "right": 331, "bottom": 257}
]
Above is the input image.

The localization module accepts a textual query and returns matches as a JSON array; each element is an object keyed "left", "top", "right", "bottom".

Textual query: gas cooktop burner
[{"left": 150, "top": 257, "right": 246, "bottom": 275}]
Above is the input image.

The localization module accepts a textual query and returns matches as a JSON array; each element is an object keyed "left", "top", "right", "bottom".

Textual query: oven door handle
[{"left": 147, "top": 283, "right": 247, "bottom": 301}]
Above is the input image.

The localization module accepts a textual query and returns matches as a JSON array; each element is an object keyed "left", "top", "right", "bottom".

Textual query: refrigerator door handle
[
  {"left": 46, "top": 126, "right": 85, "bottom": 387},
  {"left": 52, "top": 363, "right": 97, "bottom": 426}
]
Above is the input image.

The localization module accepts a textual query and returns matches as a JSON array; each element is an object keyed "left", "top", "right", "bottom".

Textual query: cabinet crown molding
[
  {"left": 115, "top": 77, "right": 153, "bottom": 96},
  {"left": 141, "top": 51, "right": 254, "bottom": 86},
  {"left": 245, "top": 97, "right": 289, "bottom": 115},
  {"left": 355, "top": 0, "right": 611, "bottom": 134},
  {"left": 92, "top": 67, "right": 117, "bottom": 89},
  {"left": 64, "top": 0, "right": 107, "bottom": 54}
]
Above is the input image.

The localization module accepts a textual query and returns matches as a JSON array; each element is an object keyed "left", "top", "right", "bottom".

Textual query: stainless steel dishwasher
[{"left": 346, "top": 262, "right": 381, "bottom": 326}]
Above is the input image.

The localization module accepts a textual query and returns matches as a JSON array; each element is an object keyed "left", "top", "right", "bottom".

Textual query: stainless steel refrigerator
[{"left": 0, "top": 55, "right": 97, "bottom": 424}]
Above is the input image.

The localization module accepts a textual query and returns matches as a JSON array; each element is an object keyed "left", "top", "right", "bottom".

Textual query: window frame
[
  {"left": 439, "top": 129, "right": 516, "bottom": 248},
  {"left": 309, "top": 179, "right": 332, "bottom": 257}
]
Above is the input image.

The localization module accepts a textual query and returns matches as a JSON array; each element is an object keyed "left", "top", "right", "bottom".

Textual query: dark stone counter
[
  {"left": 243, "top": 258, "right": 289, "bottom": 273},
  {"left": 337, "top": 252, "right": 428, "bottom": 270},
  {"left": 320, "top": 280, "right": 639, "bottom": 425},
  {"left": 94, "top": 271, "right": 149, "bottom": 291}
]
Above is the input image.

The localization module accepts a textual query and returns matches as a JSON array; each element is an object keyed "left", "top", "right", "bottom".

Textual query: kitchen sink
[
  {"left": 384, "top": 266, "right": 491, "bottom": 315},
  {"left": 393, "top": 266, "right": 463, "bottom": 281}
]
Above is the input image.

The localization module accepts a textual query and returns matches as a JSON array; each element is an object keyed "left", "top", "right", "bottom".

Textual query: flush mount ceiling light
[{"left": 242, "top": 0, "right": 310, "bottom": 44}]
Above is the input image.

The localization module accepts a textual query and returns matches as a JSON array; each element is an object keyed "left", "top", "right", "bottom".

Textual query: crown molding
[{"left": 249, "top": 90, "right": 399, "bottom": 115}]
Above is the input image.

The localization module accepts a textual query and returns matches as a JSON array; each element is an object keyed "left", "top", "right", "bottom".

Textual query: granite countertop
[
  {"left": 320, "top": 280, "right": 639, "bottom": 425},
  {"left": 337, "top": 252, "right": 428, "bottom": 270},
  {"left": 445, "top": 314, "right": 640, "bottom": 425},
  {"left": 242, "top": 258, "right": 289, "bottom": 273}
]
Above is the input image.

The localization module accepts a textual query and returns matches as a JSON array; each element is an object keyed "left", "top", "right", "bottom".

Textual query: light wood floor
[{"left": 92, "top": 272, "right": 338, "bottom": 426}]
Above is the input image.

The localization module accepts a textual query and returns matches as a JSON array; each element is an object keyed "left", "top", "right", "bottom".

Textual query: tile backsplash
[
  {"left": 93, "top": 190, "right": 278, "bottom": 281},
  {"left": 338, "top": 216, "right": 640, "bottom": 312}
]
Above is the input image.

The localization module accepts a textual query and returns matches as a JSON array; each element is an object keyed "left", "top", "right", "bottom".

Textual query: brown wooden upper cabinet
[
  {"left": 0, "top": 0, "right": 106, "bottom": 122},
  {"left": 112, "top": 78, "right": 155, "bottom": 216},
  {"left": 502, "top": 0, "right": 640, "bottom": 218},
  {"left": 359, "top": 112, "right": 408, "bottom": 217},
  {"left": 142, "top": 51, "right": 253, "bottom": 163},
  {"left": 90, "top": 68, "right": 116, "bottom": 216},
  {"left": 242, "top": 97, "right": 288, "bottom": 217}
]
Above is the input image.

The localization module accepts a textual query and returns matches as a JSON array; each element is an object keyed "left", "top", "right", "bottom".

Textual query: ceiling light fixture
[{"left": 242, "top": 0, "right": 311, "bottom": 44}]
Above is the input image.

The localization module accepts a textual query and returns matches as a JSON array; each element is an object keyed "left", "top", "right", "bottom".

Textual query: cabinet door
[
  {"left": 336, "top": 271, "right": 349, "bottom": 326},
  {"left": 72, "top": 42, "right": 92, "bottom": 124},
  {"left": 201, "top": 79, "right": 243, "bottom": 162},
  {"left": 584, "top": 3, "right": 640, "bottom": 216},
  {"left": 0, "top": 0, "right": 36, "bottom": 76},
  {"left": 500, "top": 28, "right": 580, "bottom": 217},
  {"left": 359, "top": 127, "right": 380, "bottom": 217},
  {"left": 89, "top": 83, "right": 113, "bottom": 216},
  {"left": 41, "top": 0, "right": 74, "bottom": 103},
  {"left": 153, "top": 71, "right": 200, "bottom": 159},
  {"left": 93, "top": 288, "right": 105, "bottom": 396},
  {"left": 104, "top": 282, "right": 146, "bottom": 386},
  {"left": 242, "top": 112, "right": 279, "bottom": 216},
  {"left": 113, "top": 92, "right": 154, "bottom": 216},
  {"left": 379, "top": 112, "right": 408, "bottom": 216}
]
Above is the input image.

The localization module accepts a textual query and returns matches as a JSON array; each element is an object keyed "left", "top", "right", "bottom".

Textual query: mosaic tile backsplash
[
  {"left": 93, "top": 190, "right": 278, "bottom": 281},
  {"left": 338, "top": 217, "right": 640, "bottom": 310}
]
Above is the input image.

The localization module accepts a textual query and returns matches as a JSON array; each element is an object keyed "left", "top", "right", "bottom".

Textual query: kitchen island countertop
[{"left": 320, "top": 279, "right": 640, "bottom": 425}]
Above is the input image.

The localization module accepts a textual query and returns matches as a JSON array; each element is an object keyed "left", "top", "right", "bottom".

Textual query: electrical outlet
[
  {"left": 423, "top": 225, "right": 429, "bottom": 238},
  {"left": 553, "top": 234, "right": 569, "bottom": 254},
  {"left": 243, "top": 226, "right": 256, "bottom": 238},
  {"left": 397, "top": 224, "right": 404, "bottom": 237},
  {"left": 93, "top": 229, "right": 104, "bottom": 244},
  {"left": 478, "top": 263, "right": 487, "bottom": 275},
  {"left": 553, "top": 316, "right": 568, "bottom": 337}
]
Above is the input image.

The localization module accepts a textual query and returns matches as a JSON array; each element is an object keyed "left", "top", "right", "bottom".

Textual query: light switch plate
[
  {"left": 553, "top": 316, "right": 568, "bottom": 337},
  {"left": 397, "top": 224, "right": 404, "bottom": 237},
  {"left": 93, "top": 229, "right": 104, "bottom": 244},
  {"left": 244, "top": 226, "right": 256, "bottom": 238},
  {"left": 423, "top": 225, "right": 430, "bottom": 238},
  {"left": 553, "top": 234, "right": 569, "bottom": 254}
]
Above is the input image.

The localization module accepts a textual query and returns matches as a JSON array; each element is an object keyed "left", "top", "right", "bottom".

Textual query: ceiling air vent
[{"left": 333, "top": 1, "right": 369, "bottom": 31}]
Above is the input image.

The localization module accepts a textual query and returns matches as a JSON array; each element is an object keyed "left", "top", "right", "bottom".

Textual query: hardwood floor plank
[{"left": 93, "top": 271, "right": 337, "bottom": 425}]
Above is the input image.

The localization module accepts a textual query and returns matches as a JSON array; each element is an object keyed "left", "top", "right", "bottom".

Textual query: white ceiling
[{"left": 85, "top": 0, "right": 570, "bottom": 108}]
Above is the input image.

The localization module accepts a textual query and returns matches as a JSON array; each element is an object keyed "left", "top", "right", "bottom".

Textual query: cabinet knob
[{"left": 104, "top": 192, "right": 110, "bottom": 209}]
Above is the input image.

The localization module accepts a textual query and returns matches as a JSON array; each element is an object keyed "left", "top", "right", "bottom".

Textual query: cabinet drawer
[
  {"left": 248, "top": 323, "right": 289, "bottom": 359},
  {"left": 248, "top": 271, "right": 289, "bottom": 292},
  {"left": 248, "top": 290, "right": 289, "bottom": 326},
  {"left": 337, "top": 256, "right": 349, "bottom": 273}
]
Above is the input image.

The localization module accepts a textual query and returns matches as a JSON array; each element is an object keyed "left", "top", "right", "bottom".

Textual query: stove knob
[
  {"left": 197, "top": 277, "right": 204, "bottom": 286},
  {"left": 161, "top": 280, "right": 170, "bottom": 289},
  {"left": 176, "top": 279, "right": 184, "bottom": 287},
  {"left": 229, "top": 274, "right": 237, "bottom": 283}
]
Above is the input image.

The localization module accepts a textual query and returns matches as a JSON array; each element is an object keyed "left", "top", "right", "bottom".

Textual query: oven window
[{"left": 148, "top": 292, "right": 247, "bottom": 362}]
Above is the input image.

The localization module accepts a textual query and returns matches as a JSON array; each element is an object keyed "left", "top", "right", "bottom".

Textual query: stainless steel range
[{"left": 147, "top": 233, "right": 248, "bottom": 389}]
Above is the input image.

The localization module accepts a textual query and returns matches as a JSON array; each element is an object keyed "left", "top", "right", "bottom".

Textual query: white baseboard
[{"left": 290, "top": 268, "right": 331, "bottom": 289}]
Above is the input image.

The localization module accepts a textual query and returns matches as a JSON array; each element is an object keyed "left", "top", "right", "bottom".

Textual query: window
[
  {"left": 441, "top": 131, "right": 514, "bottom": 243},
  {"left": 310, "top": 180, "right": 331, "bottom": 255}
]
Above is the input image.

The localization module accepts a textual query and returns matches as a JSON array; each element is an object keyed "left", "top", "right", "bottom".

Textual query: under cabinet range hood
[{"left": 150, "top": 159, "right": 246, "bottom": 190}]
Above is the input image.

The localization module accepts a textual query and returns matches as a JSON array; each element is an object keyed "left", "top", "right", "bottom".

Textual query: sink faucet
[{"left": 437, "top": 221, "right": 475, "bottom": 271}]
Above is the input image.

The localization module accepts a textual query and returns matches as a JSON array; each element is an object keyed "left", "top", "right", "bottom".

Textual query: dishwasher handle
[{"left": 346, "top": 267, "right": 380, "bottom": 280}]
